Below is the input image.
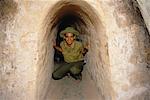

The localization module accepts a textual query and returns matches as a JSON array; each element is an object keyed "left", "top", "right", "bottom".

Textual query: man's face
[{"left": 64, "top": 32, "right": 75, "bottom": 46}]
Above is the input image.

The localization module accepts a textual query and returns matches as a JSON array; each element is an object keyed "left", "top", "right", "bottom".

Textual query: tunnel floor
[{"left": 45, "top": 66, "right": 104, "bottom": 100}]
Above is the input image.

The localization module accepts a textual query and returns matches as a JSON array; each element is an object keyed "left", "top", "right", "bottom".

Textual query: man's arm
[
  {"left": 53, "top": 45, "right": 63, "bottom": 52},
  {"left": 82, "top": 48, "right": 88, "bottom": 56},
  {"left": 53, "top": 40, "right": 63, "bottom": 52},
  {"left": 81, "top": 42, "right": 89, "bottom": 56}
]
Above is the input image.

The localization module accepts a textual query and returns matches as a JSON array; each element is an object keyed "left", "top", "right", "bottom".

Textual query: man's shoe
[
  {"left": 74, "top": 73, "right": 82, "bottom": 80},
  {"left": 78, "top": 73, "right": 82, "bottom": 80},
  {"left": 64, "top": 73, "right": 70, "bottom": 78}
]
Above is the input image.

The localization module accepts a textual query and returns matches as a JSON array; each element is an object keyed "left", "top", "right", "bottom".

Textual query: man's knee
[
  {"left": 70, "top": 67, "right": 81, "bottom": 75},
  {"left": 52, "top": 73, "right": 62, "bottom": 80}
]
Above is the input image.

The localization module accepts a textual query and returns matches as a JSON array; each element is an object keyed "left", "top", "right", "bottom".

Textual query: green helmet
[{"left": 60, "top": 27, "right": 79, "bottom": 38}]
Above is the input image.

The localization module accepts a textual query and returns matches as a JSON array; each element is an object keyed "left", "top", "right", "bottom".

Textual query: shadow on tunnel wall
[
  {"left": 0, "top": 0, "right": 18, "bottom": 23},
  {"left": 0, "top": 0, "right": 18, "bottom": 50}
]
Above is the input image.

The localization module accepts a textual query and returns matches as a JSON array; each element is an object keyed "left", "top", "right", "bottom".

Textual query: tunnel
[
  {"left": 37, "top": 0, "right": 112, "bottom": 100},
  {"left": 1, "top": 0, "right": 150, "bottom": 100},
  {"left": 36, "top": 0, "right": 150, "bottom": 100}
]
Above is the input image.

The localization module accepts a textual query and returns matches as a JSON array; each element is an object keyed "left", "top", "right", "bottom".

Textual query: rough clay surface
[{"left": 0, "top": 0, "right": 150, "bottom": 100}]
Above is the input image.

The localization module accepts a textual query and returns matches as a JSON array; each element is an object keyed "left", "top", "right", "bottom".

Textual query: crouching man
[{"left": 52, "top": 27, "right": 88, "bottom": 80}]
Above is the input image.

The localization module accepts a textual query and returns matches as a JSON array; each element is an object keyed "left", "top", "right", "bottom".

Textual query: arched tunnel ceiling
[{"left": 49, "top": 3, "right": 100, "bottom": 33}]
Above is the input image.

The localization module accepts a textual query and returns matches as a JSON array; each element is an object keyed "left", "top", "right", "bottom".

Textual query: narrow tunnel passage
[
  {"left": 0, "top": 0, "right": 150, "bottom": 100},
  {"left": 37, "top": 1, "right": 111, "bottom": 100},
  {"left": 37, "top": 0, "right": 150, "bottom": 100}
]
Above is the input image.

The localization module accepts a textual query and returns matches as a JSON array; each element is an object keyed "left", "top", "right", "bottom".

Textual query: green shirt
[{"left": 60, "top": 41, "right": 84, "bottom": 63}]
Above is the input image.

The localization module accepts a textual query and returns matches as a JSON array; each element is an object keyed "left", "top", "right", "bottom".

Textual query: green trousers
[{"left": 52, "top": 60, "right": 84, "bottom": 80}]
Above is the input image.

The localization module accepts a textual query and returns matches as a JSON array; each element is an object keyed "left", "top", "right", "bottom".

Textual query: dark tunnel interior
[{"left": 54, "top": 12, "right": 86, "bottom": 63}]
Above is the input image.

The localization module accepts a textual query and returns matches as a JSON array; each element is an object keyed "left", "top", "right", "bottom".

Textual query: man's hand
[
  {"left": 82, "top": 42, "right": 89, "bottom": 56},
  {"left": 84, "top": 42, "right": 89, "bottom": 49},
  {"left": 53, "top": 39, "right": 63, "bottom": 52}
]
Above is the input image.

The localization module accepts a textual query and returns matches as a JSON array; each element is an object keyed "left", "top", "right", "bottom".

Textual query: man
[{"left": 52, "top": 27, "right": 88, "bottom": 80}]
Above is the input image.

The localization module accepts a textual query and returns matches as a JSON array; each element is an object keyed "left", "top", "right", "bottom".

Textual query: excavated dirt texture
[{"left": 0, "top": 0, "right": 150, "bottom": 100}]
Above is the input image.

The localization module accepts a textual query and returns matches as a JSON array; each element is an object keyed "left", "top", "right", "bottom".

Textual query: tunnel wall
[
  {"left": 105, "top": 0, "right": 150, "bottom": 99},
  {"left": 0, "top": 0, "right": 150, "bottom": 100},
  {"left": 136, "top": 0, "right": 150, "bottom": 34},
  {"left": 0, "top": 1, "right": 53, "bottom": 100}
]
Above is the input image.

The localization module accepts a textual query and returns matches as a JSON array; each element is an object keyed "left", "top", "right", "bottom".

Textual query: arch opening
[{"left": 37, "top": 1, "right": 111, "bottom": 100}]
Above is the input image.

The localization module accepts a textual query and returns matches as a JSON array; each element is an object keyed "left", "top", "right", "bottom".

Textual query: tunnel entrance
[
  {"left": 37, "top": 1, "right": 110, "bottom": 100},
  {"left": 36, "top": 0, "right": 150, "bottom": 100}
]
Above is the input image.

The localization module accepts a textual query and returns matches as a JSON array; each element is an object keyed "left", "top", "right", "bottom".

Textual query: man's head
[
  {"left": 60, "top": 27, "right": 79, "bottom": 38},
  {"left": 64, "top": 32, "right": 75, "bottom": 46},
  {"left": 60, "top": 27, "right": 79, "bottom": 46}
]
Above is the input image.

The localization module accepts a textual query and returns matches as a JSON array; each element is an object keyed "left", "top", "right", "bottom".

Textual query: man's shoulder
[
  {"left": 75, "top": 41, "right": 83, "bottom": 47},
  {"left": 75, "top": 41, "right": 82, "bottom": 44}
]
